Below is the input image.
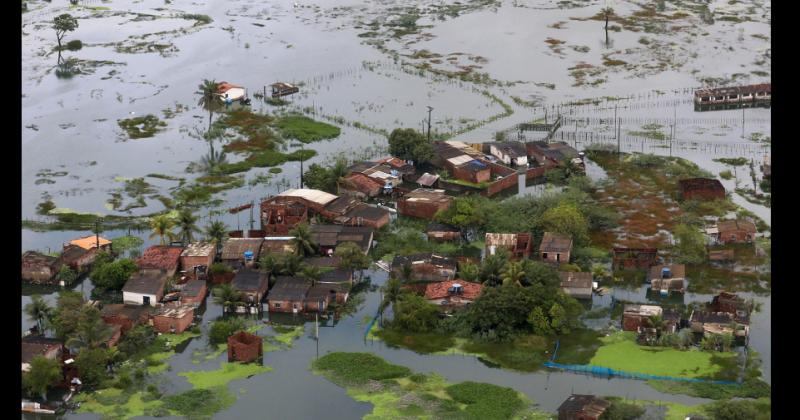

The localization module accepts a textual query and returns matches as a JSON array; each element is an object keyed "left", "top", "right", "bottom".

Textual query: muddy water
[{"left": 22, "top": 0, "right": 769, "bottom": 416}]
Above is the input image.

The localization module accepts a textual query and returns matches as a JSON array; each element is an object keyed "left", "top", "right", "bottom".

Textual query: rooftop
[
  {"left": 557, "top": 395, "right": 610, "bottom": 417},
  {"left": 648, "top": 264, "right": 686, "bottom": 281},
  {"left": 416, "top": 173, "right": 440, "bottom": 187},
  {"left": 232, "top": 270, "right": 268, "bottom": 292},
  {"left": 623, "top": 304, "right": 663, "bottom": 317},
  {"left": 22, "top": 251, "right": 59, "bottom": 267},
  {"left": 221, "top": 238, "right": 264, "bottom": 260},
  {"left": 392, "top": 253, "right": 457, "bottom": 269},
  {"left": 319, "top": 268, "right": 353, "bottom": 283},
  {"left": 489, "top": 141, "right": 527, "bottom": 158},
  {"left": 485, "top": 233, "right": 520, "bottom": 247},
  {"left": 180, "top": 279, "right": 207, "bottom": 297},
  {"left": 181, "top": 242, "right": 216, "bottom": 257},
  {"left": 277, "top": 188, "right": 338, "bottom": 206},
  {"left": 717, "top": 219, "right": 757, "bottom": 234},
  {"left": 69, "top": 235, "right": 112, "bottom": 250},
  {"left": 303, "top": 256, "right": 342, "bottom": 268},
  {"left": 60, "top": 245, "right": 88, "bottom": 263},
  {"left": 420, "top": 280, "right": 483, "bottom": 301},
  {"left": 100, "top": 303, "right": 153, "bottom": 320},
  {"left": 539, "top": 232, "right": 573, "bottom": 252},
  {"left": 558, "top": 271, "right": 593, "bottom": 289},
  {"left": 137, "top": 246, "right": 184, "bottom": 271},
  {"left": 154, "top": 305, "right": 194, "bottom": 319},
  {"left": 268, "top": 276, "right": 313, "bottom": 300},
  {"left": 21, "top": 336, "right": 63, "bottom": 364},
  {"left": 310, "top": 224, "right": 374, "bottom": 253},
  {"left": 401, "top": 188, "right": 451, "bottom": 203},
  {"left": 122, "top": 270, "right": 169, "bottom": 295}
]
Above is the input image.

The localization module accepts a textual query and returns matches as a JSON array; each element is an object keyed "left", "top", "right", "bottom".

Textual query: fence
[
  {"left": 363, "top": 309, "right": 381, "bottom": 340},
  {"left": 561, "top": 116, "right": 770, "bottom": 127}
]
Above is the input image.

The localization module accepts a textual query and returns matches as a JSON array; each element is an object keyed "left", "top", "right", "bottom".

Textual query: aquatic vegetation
[
  {"left": 117, "top": 115, "right": 167, "bottom": 139},
  {"left": 275, "top": 114, "right": 341, "bottom": 143},
  {"left": 162, "top": 387, "right": 236, "bottom": 419},
  {"left": 179, "top": 362, "right": 272, "bottom": 389}
]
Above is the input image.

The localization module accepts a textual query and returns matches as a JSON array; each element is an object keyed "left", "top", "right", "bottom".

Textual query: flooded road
[{"left": 22, "top": 0, "right": 769, "bottom": 417}]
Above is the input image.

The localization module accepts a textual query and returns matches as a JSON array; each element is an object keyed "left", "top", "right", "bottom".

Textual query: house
[
  {"left": 558, "top": 272, "right": 593, "bottom": 300},
  {"left": 452, "top": 159, "right": 492, "bottom": 184},
  {"left": 410, "top": 280, "right": 483, "bottom": 310},
  {"left": 611, "top": 248, "right": 658, "bottom": 270},
  {"left": 137, "top": 246, "right": 184, "bottom": 278},
  {"left": 621, "top": 304, "right": 663, "bottom": 332},
  {"left": 526, "top": 141, "right": 579, "bottom": 167},
  {"left": 708, "top": 249, "right": 735, "bottom": 261},
  {"left": 363, "top": 163, "right": 403, "bottom": 187},
  {"left": 180, "top": 243, "right": 216, "bottom": 279},
  {"left": 268, "top": 276, "right": 312, "bottom": 313},
  {"left": 310, "top": 224, "right": 374, "bottom": 255},
  {"left": 270, "top": 82, "right": 299, "bottom": 98},
  {"left": 152, "top": 305, "right": 195, "bottom": 334},
  {"left": 21, "top": 336, "right": 64, "bottom": 372},
  {"left": 557, "top": 394, "right": 610, "bottom": 420},
  {"left": 59, "top": 245, "right": 99, "bottom": 274},
  {"left": 319, "top": 268, "right": 354, "bottom": 284},
  {"left": 693, "top": 83, "right": 771, "bottom": 106},
  {"left": 216, "top": 82, "right": 246, "bottom": 102},
  {"left": 488, "top": 141, "right": 528, "bottom": 166},
  {"left": 100, "top": 304, "right": 153, "bottom": 333},
  {"left": 710, "top": 292, "right": 750, "bottom": 324},
  {"left": 306, "top": 283, "right": 337, "bottom": 312},
  {"left": 689, "top": 310, "right": 749, "bottom": 339},
  {"left": 484, "top": 233, "right": 533, "bottom": 260},
  {"left": 716, "top": 219, "right": 757, "bottom": 244},
  {"left": 339, "top": 172, "right": 384, "bottom": 198},
  {"left": 391, "top": 253, "right": 457, "bottom": 282},
  {"left": 303, "top": 256, "right": 342, "bottom": 269},
  {"left": 261, "top": 189, "right": 338, "bottom": 235},
  {"left": 179, "top": 279, "right": 208, "bottom": 306},
  {"left": 22, "top": 251, "right": 62, "bottom": 285},
  {"left": 375, "top": 156, "right": 416, "bottom": 178},
  {"left": 122, "top": 269, "right": 169, "bottom": 306},
  {"left": 220, "top": 238, "right": 264, "bottom": 268},
  {"left": 426, "top": 222, "right": 461, "bottom": 242},
  {"left": 68, "top": 235, "right": 112, "bottom": 252},
  {"left": 232, "top": 270, "right": 269, "bottom": 305},
  {"left": 317, "top": 282, "right": 351, "bottom": 304},
  {"left": 259, "top": 237, "right": 296, "bottom": 260},
  {"left": 335, "top": 203, "right": 392, "bottom": 229},
  {"left": 539, "top": 232, "right": 573, "bottom": 263},
  {"left": 397, "top": 189, "right": 453, "bottom": 220},
  {"left": 414, "top": 172, "right": 440, "bottom": 188},
  {"left": 648, "top": 265, "right": 686, "bottom": 295},
  {"left": 228, "top": 331, "right": 263, "bottom": 363},
  {"left": 678, "top": 178, "right": 725, "bottom": 201}
]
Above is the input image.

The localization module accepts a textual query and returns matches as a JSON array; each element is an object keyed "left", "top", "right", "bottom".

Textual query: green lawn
[{"left": 589, "top": 332, "right": 734, "bottom": 378}]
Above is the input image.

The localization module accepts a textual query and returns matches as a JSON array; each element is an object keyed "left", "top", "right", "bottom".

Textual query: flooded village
[{"left": 22, "top": 0, "right": 770, "bottom": 419}]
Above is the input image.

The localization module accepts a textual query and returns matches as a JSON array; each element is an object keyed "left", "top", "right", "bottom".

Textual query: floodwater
[{"left": 22, "top": 0, "right": 770, "bottom": 417}]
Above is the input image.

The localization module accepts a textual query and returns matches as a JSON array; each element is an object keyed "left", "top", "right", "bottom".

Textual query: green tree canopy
[
  {"left": 335, "top": 242, "right": 371, "bottom": 272},
  {"left": 74, "top": 347, "right": 111, "bottom": 389},
  {"left": 67, "top": 306, "right": 115, "bottom": 351},
  {"left": 208, "top": 318, "right": 246, "bottom": 345},
  {"left": 390, "top": 293, "right": 440, "bottom": 333},
  {"left": 289, "top": 222, "right": 317, "bottom": 257},
  {"left": 539, "top": 202, "right": 589, "bottom": 247},
  {"left": 53, "top": 14, "right": 78, "bottom": 50},
  {"left": 53, "top": 291, "right": 85, "bottom": 341},
  {"left": 23, "top": 356, "right": 62, "bottom": 401},
  {"left": 673, "top": 223, "right": 708, "bottom": 264},
  {"left": 24, "top": 295, "right": 53, "bottom": 334},
  {"left": 149, "top": 215, "right": 176, "bottom": 246},
  {"left": 90, "top": 258, "right": 138, "bottom": 290},
  {"left": 212, "top": 283, "right": 244, "bottom": 313},
  {"left": 388, "top": 128, "right": 434, "bottom": 164}
]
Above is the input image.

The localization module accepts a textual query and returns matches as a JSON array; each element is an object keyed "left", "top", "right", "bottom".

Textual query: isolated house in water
[
  {"left": 21, "top": 251, "right": 62, "bottom": 285},
  {"left": 715, "top": 219, "right": 757, "bottom": 244},
  {"left": 539, "top": 232, "right": 572, "bottom": 264},
  {"left": 648, "top": 264, "right": 686, "bottom": 295},
  {"left": 678, "top": 178, "right": 725, "bottom": 201},
  {"left": 228, "top": 331, "right": 263, "bottom": 363}
]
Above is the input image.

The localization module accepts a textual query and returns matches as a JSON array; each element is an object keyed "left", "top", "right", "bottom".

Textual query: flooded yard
[{"left": 22, "top": 0, "right": 769, "bottom": 418}]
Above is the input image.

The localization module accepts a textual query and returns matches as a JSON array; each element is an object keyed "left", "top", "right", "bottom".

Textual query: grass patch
[
  {"left": 162, "top": 387, "right": 236, "bottom": 420},
  {"left": 179, "top": 362, "right": 272, "bottom": 389},
  {"left": 74, "top": 389, "right": 163, "bottom": 419},
  {"left": 312, "top": 352, "right": 412, "bottom": 386},
  {"left": 118, "top": 115, "right": 167, "bottom": 139},
  {"left": 446, "top": 382, "right": 527, "bottom": 419},
  {"left": 275, "top": 114, "right": 341, "bottom": 143},
  {"left": 181, "top": 13, "right": 213, "bottom": 25}
]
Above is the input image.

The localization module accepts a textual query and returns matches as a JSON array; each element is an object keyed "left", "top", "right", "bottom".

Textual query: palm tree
[
  {"left": 199, "top": 147, "right": 228, "bottom": 175},
  {"left": 289, "top": 223, "right": 317, "bottom": 257},
  {"left": 398, "top": 264, "right": 415, "bottom": 283},
  {"left": 66, "top": 307, "right": 114, "bottom": 351},
  {"left": 196, "top": 79, "right": 222, "bottom": 131},
  {"left": 259, "top": 254, "right": 278, "bottom": 275},
  {"left": 175, "top": 209, "right": 200, "bottom": 244},
  {"left": 213, "top": 283, "right": 243, "bottom": 313},
  {"left": 280, "top": 254, "right": 303, "bottom": 276},
  {"left": 459, "top": 263, "right": 480, "bottom": 283},
  {"left": 480, "top": 252, "right": 507, "bottom": 286},
  {"left": 380, "top": 278, "right": 403, "bottom": 314},
  {"left": 300, "top": 264, "right": 322, "bottom": 282},
  {"left": 500, "top": 262, "right": 525, "bottom": 287},
  {"left": 24, "top": 295, "right": 53, "bottom": 334},
  {"left": 149, "top": 215, "right": 176, "bottom": 246},
  {"left": 205, "top": 220, "right": 228, "bottom": 256},
  {"left": 648, "top": 314, "right": 665, "bottom": 331}
]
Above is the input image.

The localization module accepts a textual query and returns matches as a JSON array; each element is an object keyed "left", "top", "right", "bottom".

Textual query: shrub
[
  {"left": 208, "top": 318, "right": 245, "bottom": 345},
  {"left": 312, "top": 352, "right": 411, "bottom": 385},
  {"left": 445, "top": 382, "right": 526, "bottom": 419},
  {"left": 210, "top": 262, "right": 232, "bottom": 275},
  {"left": 66, "top": 39, "right": 82, "bottom": 50},
  {"left": 600, "top": 399, "right": 646, "bottom": 420}
]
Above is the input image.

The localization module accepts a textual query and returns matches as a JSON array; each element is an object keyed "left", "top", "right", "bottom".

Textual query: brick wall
[
  {"left": 152, "top": 311, "right": 194, "bottom": 334},
  {"left": 227, "top": 332, "right": 263, "bottom": 363}
]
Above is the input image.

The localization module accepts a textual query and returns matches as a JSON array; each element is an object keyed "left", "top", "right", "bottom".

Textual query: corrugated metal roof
[
  {"left": 277, "top": 189, "right": 338, "bottom": 206},
  {"left": 447, "top": 155, "right": 474, "bottom": 166},
  {"left": 416, "top": 173, "right": 440, "bottom": 187},
  {"left": 485, "top": 233, "right": 518, "bottom": 247},
  {"left": 70, "top": 235, "right": 112, "bottom": 250}
]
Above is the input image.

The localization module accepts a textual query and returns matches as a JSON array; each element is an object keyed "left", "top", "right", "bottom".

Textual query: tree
[
  {"left": 520, "top": 259, "right": 560, "bottom": 288},
  {"left": 23, "top": 356, "right": 62, "bottom": 401},
  {"left": 435, "top": 195, "right": 488, "bottom": 240},
  {"left": 673, "top": 223, "right": 707, "bottom": 264},
  {"left": 500, "top": 262, "right": 525, "bottom": 287},
  {"left": 458, "top": 263, "right": 480, "bottom": 283},
  {"left": 600, "top": 399, "right": 646, "bottom": 420},
  {"left": 175, "top": 209, "right": 200, "bottom": 244},
  {"left": 480, "top": 248, "right": 509, "bottom": 286},
  {"left": 67, "top": 306, "right": 115, "bottom": 351},
  {"left": 540, "top": 203, "right": 589, "bottom": 247},
  {"left": 208, "top": 318, "right": 245, "bottom": 345},
  {"left": 398, "top": 264, "right": 415, "bottom": 283},
  {"left": 388, "top": 128, "right": 434, "bottom": 164},
  {"left": 118, "top": 325, "right": 156, "bottom": 358},
  {"left": 463, "top": 285, "right": 538, "bottom": 341},
  {"left": 299, "top": 264, "right": 323, "bottom": 282},
  {"left": 53, "top": 291, "right": 85, "bottom": 341},
  {"left": 90, "top": 259, "right": 138, "bottom": 290},
  {"left": 213, "top": 284, "right": 243, "bottom": 313},
  {"left": 205, "top": 220, "right": 228, "bottom": 255},
  {"left": 549, "top": 303, "right": 568, "bottom": 334},
  {"left": 289, "top": 223, "right": 317, "bottom": 257},
  {"left": 53, "top": 14, "right": 78, "bottom": 58},
  {"left": 706, "top": 399, "right": 766, "bottom": 420},
  {"left": 74, "top": 347, "right": 111, "bottom": 389},
  {"left": 335, "top": 242, "right": 371, "bottom": 273},
  {"left": 600, "top": 7, "right": 614, "bottom": 47},
  {"left": 380, "top": 278, "right": 403, "bottom": 313},
  {"left": 528, "top": 307, "right": 552, "bottom": 335},
  {"left": 111, "top": 236, "right": 144, "bottom": 259},
  {"left": 55, "top": 265, "right": 78, "bottom": 286},
  {"left": 197, "top": 79, "right": 222, "bottom": 131},
  {"left": 24, "top": 295, "right": 53, "bottom": 334},
  {"left": 149, "top": 215, "right": 176, "bottom": 246},
  {"left": 391, "top": 293, "right": 440, "bottom": 333}
]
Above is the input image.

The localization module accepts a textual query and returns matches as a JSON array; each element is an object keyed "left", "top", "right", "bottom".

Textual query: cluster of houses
[{"left": 22, "top": 235, "right": 113, "bottom": 286}]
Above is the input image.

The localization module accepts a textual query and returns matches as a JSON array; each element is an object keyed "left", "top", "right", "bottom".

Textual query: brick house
[
  {"left": 334, "top": 203, "right": 391, "bottom": 229},
  {"left": 488, "top": 141, "right": 528, "bottom": 166},
  {"left": 122, "top": 269, "right": 169, "bottom": 306},
  {"left": 152, "top": 305, "right": 195, "bottom": 334},
  {"left": 268, "top": 276, "right": 312, "bottom": 313},
  {"left": 612, "top": 248, "right": 658, "bottom": 270},
  {"left": 179, "top": 279, "right": 208, "bottom": 306},
  {"left": 408, "top": 280, "right": 483, "bottom": 312},
  {"left": 339, "top": 172, "right": 384, "bottom": 199},
  {"left": 305, "top": 283, "right": 337, "bottom": 312},
  {"left": 100, "top": 304, "right": 153, "bottom": 333},
  {"left": 558, "top": 271, "right": 593, "bottom": 300},
  {"left": 539, "top": 232, "right": 573, "bottom": 264},
  {"left": 526, "top": 141, "right": 580, "bottom": 167},
  {"left": 180, "top": 242, "right": 216, "bottom": 279},
  {"left": 22, "top": 251, "right": 62, "bottom": 285},
  {"left": 621, "top": 304, "right": 663, "bottom": 332},
  {"left": 447, "top": 156, "right": 492, "bottom": 184},
  {"left": 648, "top": 264, "right": 686, "bottom": 295},
  {"left": 716, "top": 219, "right": 757, "bottom": 244},
  {"left": 484, "top": 233, "right": 533, "bottom": 260},
  {"left": 310, "top": 224, "right": 374, "bottom": 255},
  {"left": 261, "top": 189, "right": 338, "bottom": 235},
  {"left": 678, "top": 178, "right": 725, "bottom": 201},
  {"left": 220, "top": 238, "right": 264, "bottom": 269},
  {"left": 232, "top": 270, "right": 269, "bottom": 305},
  {"left": 137, "top": 246, "right": 184, "bottom": 278},
  {"left": 396, "top": 189, "right": 453, "bottom": 220},
  {"left": 391, "top": 253, "right": 457, "bottom": 282},
  {"left": 426, "top": 222, "right": 461, "bottom": 242},
  {"left": 59, "top": 245, "right": 100, "bottom": 274},
  {"left": 228, "top": 331, "right": 263, "bottom": 363},
  {"left": 557, "top": 394, "right": 610, "bottom": 420},
  {"left": 711, "top": 292, "right": 750, "bottom": 322}
]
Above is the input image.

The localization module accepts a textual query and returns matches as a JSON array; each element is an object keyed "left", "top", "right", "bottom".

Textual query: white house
[
  {"left": 217, "top": 82, "right": 246, "bottom": 102},
  {"left": 122, "top": 269, "right": 168, "bottom": 306},
  {"left": 489, "top": 142, "right": 528, "bottom": 166}
]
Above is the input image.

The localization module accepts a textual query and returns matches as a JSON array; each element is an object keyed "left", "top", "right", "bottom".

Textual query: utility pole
[
  {"left": 299, "top": 143, "right": 305, "bottom": 189},
  {"left": 94, "top": 220, "right": 100, "bottom": 249},
  {"left": 315, "top": 312, "right": 319, "bottom": 359},
  {"left": 249, "top": 201, "right": 254, "bottom": 231},
  {"left": 426, "top": 106, "right": 433, "bottom": 142}
]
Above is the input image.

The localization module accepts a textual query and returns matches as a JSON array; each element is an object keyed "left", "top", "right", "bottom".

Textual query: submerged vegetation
[{"left": 117, "top": 115, "right": 167, "bottom": 139}]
